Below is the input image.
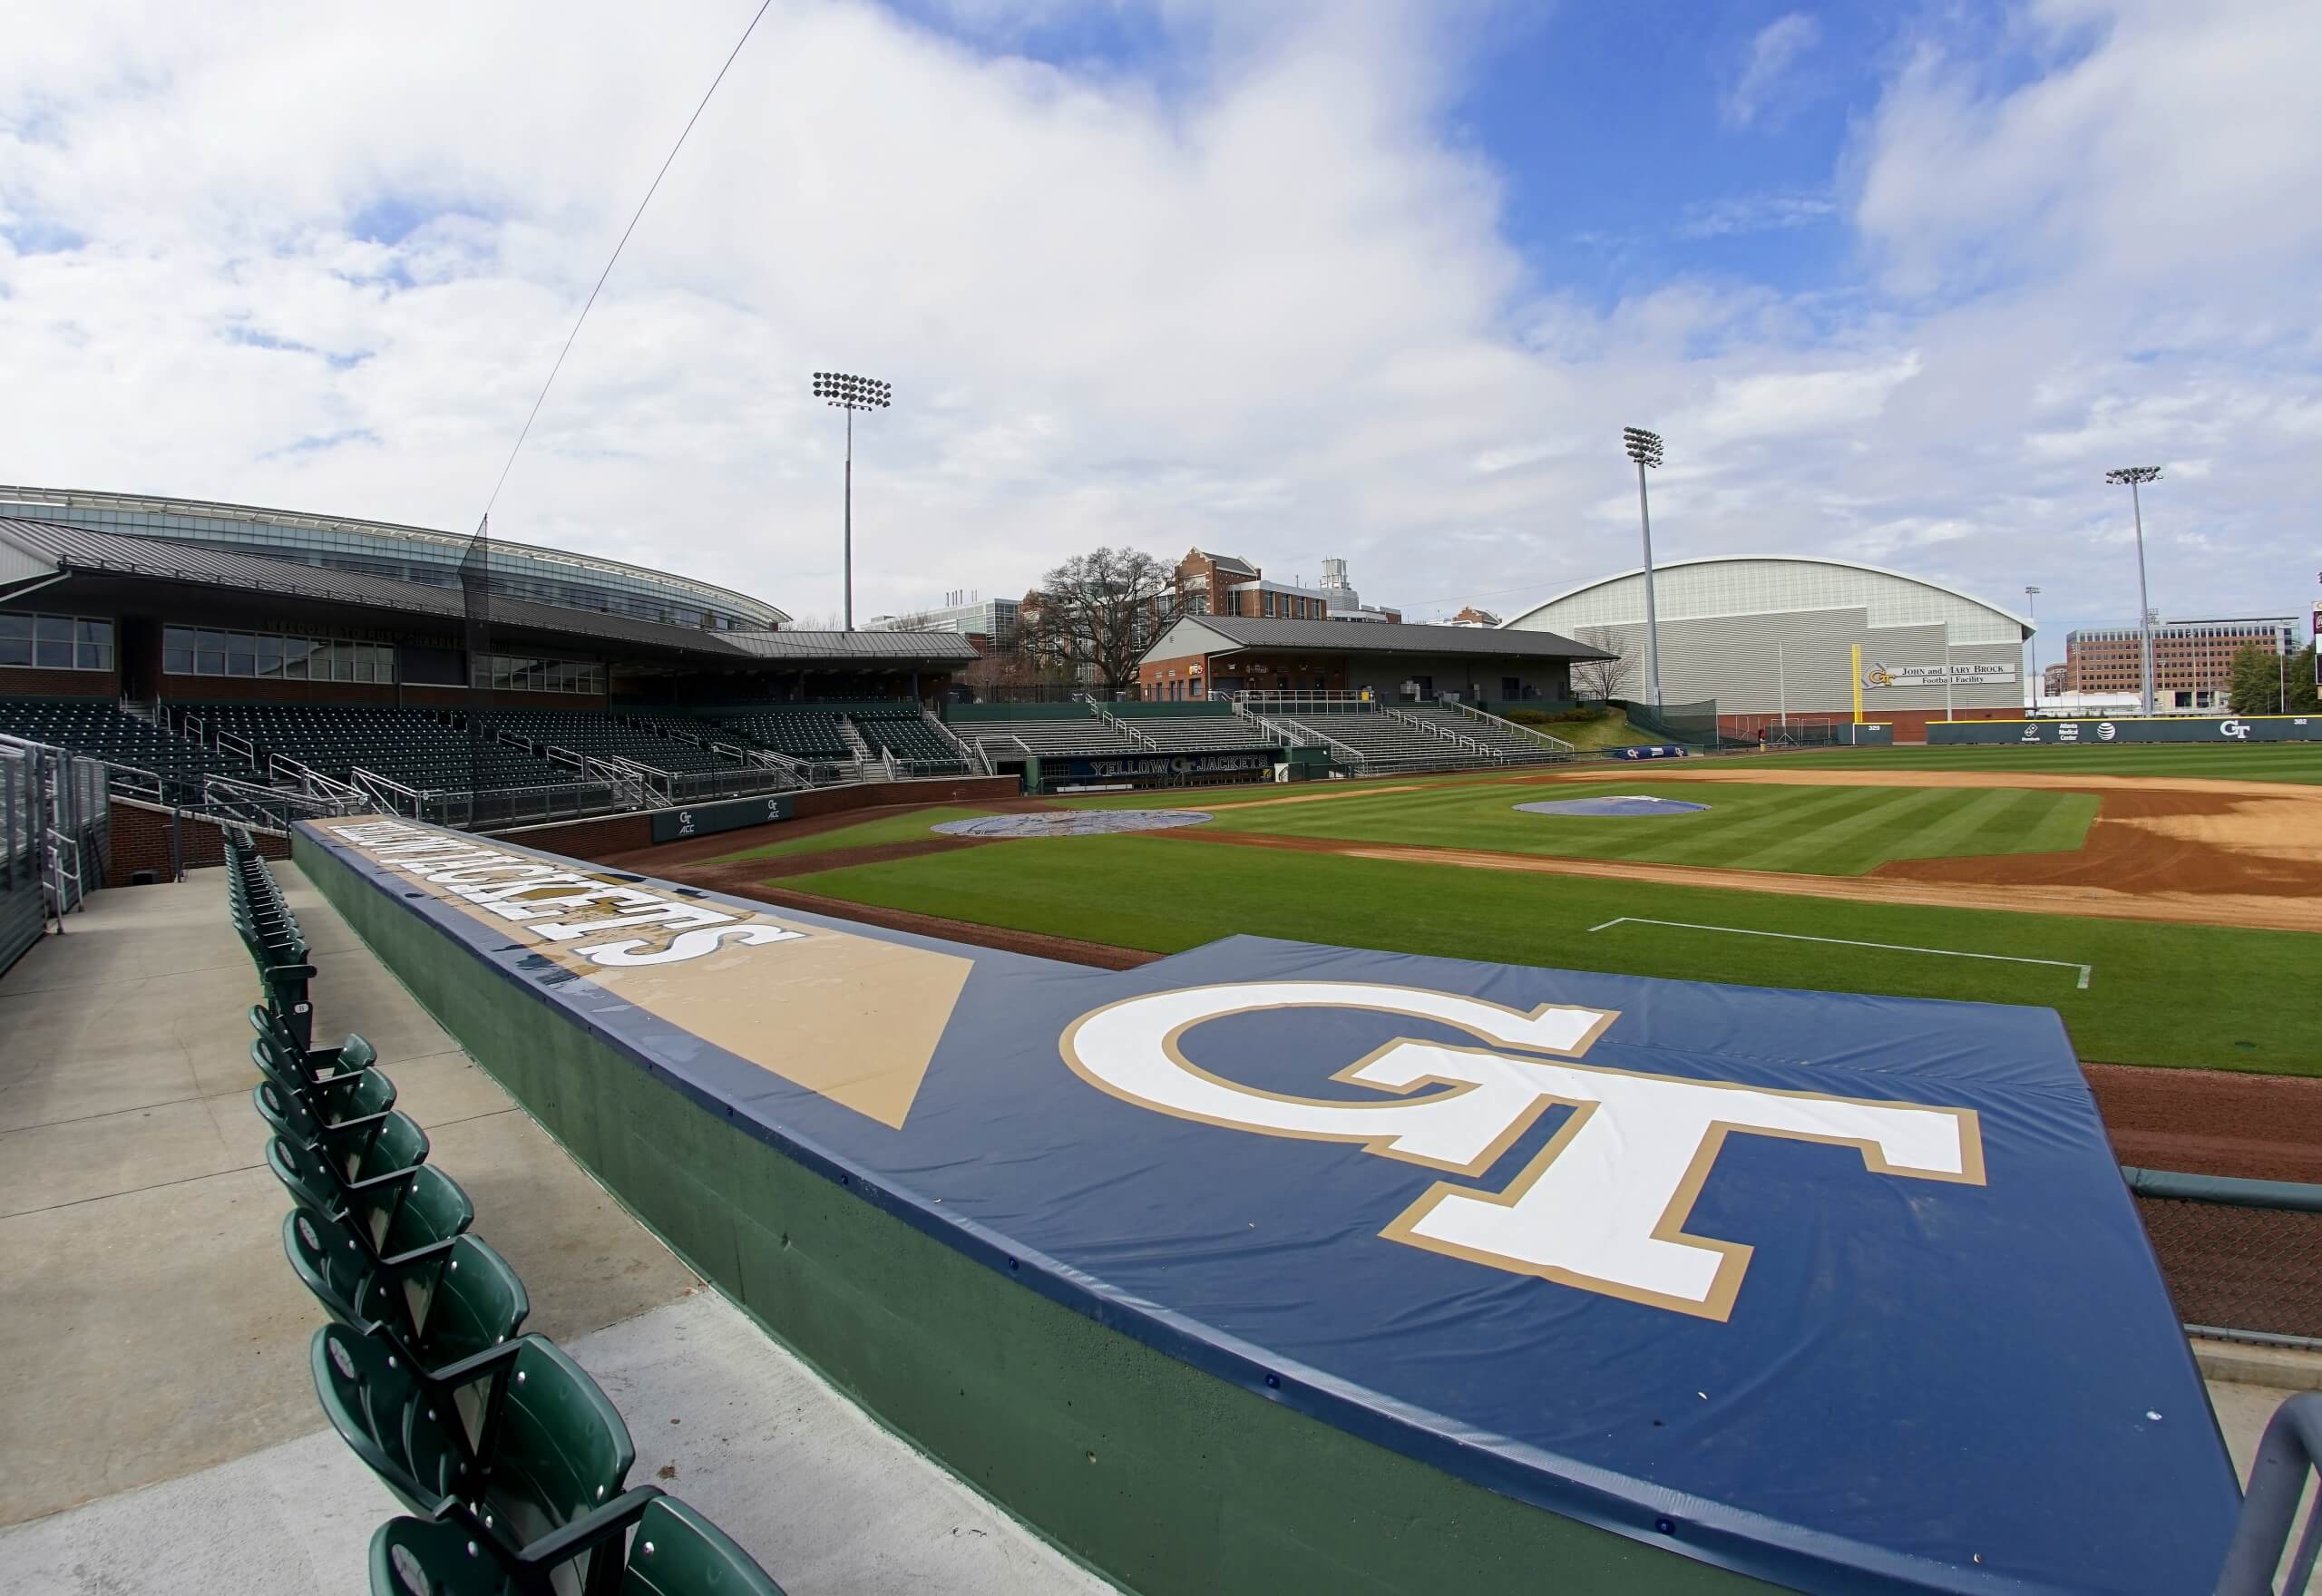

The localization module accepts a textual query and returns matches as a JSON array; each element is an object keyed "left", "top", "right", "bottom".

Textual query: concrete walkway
[{"left": 0, "top": 866, "right": 1111, "bottom": 1594}]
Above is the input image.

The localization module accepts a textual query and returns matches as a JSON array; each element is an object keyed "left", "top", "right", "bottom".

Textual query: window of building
[
  {"left": 471, "top": 654, "right": 605, "bottom": 694},
  {"left": 0, "top": 612, "right": 115, "bottom": 670},
  {"left": 162, "top": 625, "right": 394, "bottom": 681}
]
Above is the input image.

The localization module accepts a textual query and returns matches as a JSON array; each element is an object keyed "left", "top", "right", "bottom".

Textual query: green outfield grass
[
  {"left": 771, "top": 832, "right": 2316, "bottom": 1075},
  {"left": 1745, "top": 740, "right": 2322, "bottom": 783},
  {"left": 1080, "top": 779, "right": 2098, "bottom": 876}
]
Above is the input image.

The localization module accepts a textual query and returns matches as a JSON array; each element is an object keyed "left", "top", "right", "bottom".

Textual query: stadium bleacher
[
  {"left": 701, "top": 707, "right": 854, "bottom": 762},
  {"left": 1270, "top": 705, "right": 1478, "bottom": 769},
  {"left": 480, "top": 706, "right": 746, "bottom": 775},
  {"left": 849, "top": 704, "right": 969, "bottom": 771},
  {"left": 225, "top": 830, "right": 785, "bottom": 1594},
  {"left": 1399, "top": 703, "right": 1568, "bottom": 763},
  {"left": 190, "top": 703, "right": 575, "bottom": 793},
  {"left": 0, "top": 697, "right": 253, "bottom": 783},
  {"left": 951, "top": 713, "right": 1145, "bottom": 760},
  {"left": 1127, "top": 712, "right": 1281, "bottom": 753}
]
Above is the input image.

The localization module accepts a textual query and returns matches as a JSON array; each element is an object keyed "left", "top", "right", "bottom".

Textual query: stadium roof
[
  {"left": 1146, "top": 615, "right": 1612, "bottom": 661},
  {"left": 0, "top": 519, "right": 977, "bottom": 666},
  {"left": 1499, "top": 554, "right": 2034, "bottom": 636},
  {"left": 0, "top": 482, "right": 787, "bottom": 627}
]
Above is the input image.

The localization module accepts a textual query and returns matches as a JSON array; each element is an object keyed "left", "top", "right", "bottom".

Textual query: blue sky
[{"left": 2, "top": 0, "right": 2317, "bottom": 647}]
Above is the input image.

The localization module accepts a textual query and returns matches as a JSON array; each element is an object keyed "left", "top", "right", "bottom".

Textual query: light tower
[
  {"left": 2102, "top": 466, "right": 2161, "bottom": 715},
  {"left": 2024, "top": 585, "right": 2041, "bottom": 709},
  {"left": 812, "top": 371, "right": 893, "bottom": 631},
  {"left": 1622, "top": 426, "right": 1666, "bottom": 708}
]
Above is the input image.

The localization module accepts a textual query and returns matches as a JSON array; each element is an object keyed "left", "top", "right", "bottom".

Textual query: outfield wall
[{"left": 1930, "top": 715, "right": 2321, "bottom": 745}]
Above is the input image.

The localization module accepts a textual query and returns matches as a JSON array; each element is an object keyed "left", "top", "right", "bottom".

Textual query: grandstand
[{"left": 0, "top": 496, "right": 980, "bottom": 829}]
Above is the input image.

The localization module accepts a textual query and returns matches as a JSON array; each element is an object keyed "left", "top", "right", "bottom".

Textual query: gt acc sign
[{"left": 1064, "top": 983, "right": 1985, "bottom": 1319}]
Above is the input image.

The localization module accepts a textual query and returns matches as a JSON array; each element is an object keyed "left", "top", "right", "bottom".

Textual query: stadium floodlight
[
  {"left": 2024, "top": 585, "right": 2041, "bottom": 708},
  {"left": 2103, "top": 466, "right": 2162, "bottom": 715},
  {"left": 1621, "top": 426, "right": 1666, "bottom": 708},
  {"left": 812, "top": 371, "right": 894, "bottom": 631}
]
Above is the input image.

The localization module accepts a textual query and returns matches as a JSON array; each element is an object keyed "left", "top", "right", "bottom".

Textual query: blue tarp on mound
[
  {"left": 304, "top": 819, "right": 2240, "bottom": 1596},
  {"left": 1516, "top": 794, "right": 1712, "bottom": 817}
]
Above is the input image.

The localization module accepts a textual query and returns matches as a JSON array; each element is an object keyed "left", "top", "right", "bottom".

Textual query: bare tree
[
  {"left": 1568, "top": 626, "right": 1634, "bottom": 702},
  {"left": 785, "top": 610, "right": 847, "bottom": 633},
  {"left": 1020, "top": 547, "right": 1176, "bottom": 695}
]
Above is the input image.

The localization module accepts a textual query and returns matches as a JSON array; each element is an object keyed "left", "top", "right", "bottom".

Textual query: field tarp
[{"left": 298, "top": 814, "right": 2239, "bottom": 1596}]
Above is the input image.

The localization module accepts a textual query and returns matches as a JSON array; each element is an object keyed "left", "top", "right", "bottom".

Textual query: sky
[{"left": 3, "top": 0, "right": 2317, "bottom": 651}]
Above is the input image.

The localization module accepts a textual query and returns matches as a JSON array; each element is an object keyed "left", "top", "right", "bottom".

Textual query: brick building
[
  {"left": 2064, "top": 617, "right": 2295, "bottom": 710},
  {"left": 1174, "top": 550, "right": 1400, "bottom": 625}
]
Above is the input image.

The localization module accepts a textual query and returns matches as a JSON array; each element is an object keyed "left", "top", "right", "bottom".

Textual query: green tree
[{"left": 2229, "top": 642, "right": 2322, "bottom": 715}]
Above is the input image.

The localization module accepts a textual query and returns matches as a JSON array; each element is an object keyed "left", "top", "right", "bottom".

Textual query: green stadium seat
[
  {"left": 314, "top": 1324, "right": 637, "bottom": 1564},
  {"left": 268, "top": 1141, "right": 474, "bottom": 1266},
  {"left": 285, "top": 1205, "right": 529, "bottom": 1381},
  {"left": 249, "top": 1004, "right": 379, "bottom": 1084},
  {"left": 368, "top": 1491, "right": 787, "bottom": 1595},
  {"left": 253, "top": 1067, "right": 396, "bottom": 1146}
]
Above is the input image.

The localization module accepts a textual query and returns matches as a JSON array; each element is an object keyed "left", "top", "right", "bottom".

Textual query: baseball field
[{"left": 610, "top": 743, "right": 2322, "bottom": 1087}]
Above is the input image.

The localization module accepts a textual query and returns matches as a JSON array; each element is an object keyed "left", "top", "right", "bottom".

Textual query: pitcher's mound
[
  {"left": 934, "top": 811, "right": 1210, "bottom": 839},
  {"left": 1515, "top": 795, "right": 1710, "bottom": 818}
]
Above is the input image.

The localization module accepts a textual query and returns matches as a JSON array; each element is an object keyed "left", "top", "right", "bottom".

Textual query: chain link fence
[{"left": 2128, "top": 1169, "right": 2322, "bottom": 1346}]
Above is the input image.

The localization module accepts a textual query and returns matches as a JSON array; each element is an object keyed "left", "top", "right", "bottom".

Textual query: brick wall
[
  {"left": 0, "top": 667, "right": 117, "bottom": 698},
  {"left": 105, "top": 797, "right": 288, "bottom": 885}
]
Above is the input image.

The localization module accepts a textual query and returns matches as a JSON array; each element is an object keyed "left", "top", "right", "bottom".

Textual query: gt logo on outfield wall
[{"left": 1062, "top": 982, "right": 1985, "bottom": 1320}]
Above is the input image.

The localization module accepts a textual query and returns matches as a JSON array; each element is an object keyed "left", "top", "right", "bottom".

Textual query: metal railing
[
  {"left": 1264, "top": 713, "right": 1369, "bottom": 771},
  {"left": 1439, "top": 698, "right": 1577, "bottom": 756},
  {"left": 923, "top": 712, "right": 991, "bottom": 775},
  {"left": 1388, "top": 706, "right": 1495, "bottom": 759},
  {"left": 1081, "top": 696, "right": 1161, "bottom": 752},
  {"left": 2215, "top": 1395, "right": 2322, "bottom": 1595}
]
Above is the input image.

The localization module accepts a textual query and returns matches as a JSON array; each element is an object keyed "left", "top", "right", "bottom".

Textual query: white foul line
[{"left": 1585, "top": 918, "right": 2092, "bottom": 989}]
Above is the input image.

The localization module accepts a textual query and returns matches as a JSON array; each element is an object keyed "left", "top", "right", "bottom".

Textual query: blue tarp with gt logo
[{"left": 305, "top": 820, "right": 2240, "bottom": 1596}]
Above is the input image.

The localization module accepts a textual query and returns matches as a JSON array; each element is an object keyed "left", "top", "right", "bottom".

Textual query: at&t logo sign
[{"left": 1062, "top": 982, "right": 1983, "bottom": 1320}]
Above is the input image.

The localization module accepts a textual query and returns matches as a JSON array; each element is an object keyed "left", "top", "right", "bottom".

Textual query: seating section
[
  {"left": 950, "top": 712, "right": 1145, "bottom": 760},
  {"left": 702, "top": 708, "right": 853, "bottom": 762},
  {"left": 850, "top": 706, "right": 969, "bottom": 771},
  {"left": 193, "top": 704, "right": 573, "bottom": 793},
  {"left": 1274, "top": 706, "right": 1471, "bottom": 769},
  {"left": 478, "top": 707, "right": 744, "bottom": 775},
  {"left": 1128, "top": 714, "right": 1279, "bottom": 752},
  {"left": 221, "top": 831, "right": 787, "bottom": 1595},
  {"left": 1400, "top": 704, "right": 1567, "bottom": 764},
  {"left": 0, "top": 696, "right": 252, "bottom": 783}
]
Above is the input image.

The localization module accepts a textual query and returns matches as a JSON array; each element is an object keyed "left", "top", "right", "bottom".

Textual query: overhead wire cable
[{"left": 480, "top": 0, "right": 777, "bottom": 519}]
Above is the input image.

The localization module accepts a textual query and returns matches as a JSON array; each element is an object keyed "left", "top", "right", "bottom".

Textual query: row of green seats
[{"left": 227, "top": 832, "right": 784, "bottom": 1596}]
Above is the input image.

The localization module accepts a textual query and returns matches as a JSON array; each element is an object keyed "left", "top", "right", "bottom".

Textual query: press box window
[{"left": 0, "top": 612, "right": 114, "bottom": 670}]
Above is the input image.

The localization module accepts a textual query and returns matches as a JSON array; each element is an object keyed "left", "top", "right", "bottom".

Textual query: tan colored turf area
[{"left": 1154, "top": 763, "right": 2322, "bottom": 934}]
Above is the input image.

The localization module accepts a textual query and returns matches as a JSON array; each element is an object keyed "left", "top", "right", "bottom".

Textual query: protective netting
[{"left": 932, "top": 811, "right": 1210, "bottom": 839}]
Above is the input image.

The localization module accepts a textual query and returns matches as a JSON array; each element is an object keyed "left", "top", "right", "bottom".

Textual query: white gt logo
[
  {"left": 2220, "top": 719, "right": 2251, "bottom": 739},
  {"left": 1062, "top": 982, "right": 1984, "bottom": 1320}
]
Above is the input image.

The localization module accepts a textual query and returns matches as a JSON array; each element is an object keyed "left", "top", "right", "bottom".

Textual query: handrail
[
  {"left": 1270, "top": 714, "right": 1367, "bottom": 770},
  {"left": 1081, "top": 696, "right": 1161, "bottom": 752},
  {"left": 976, "top": 734, "right": 1036, "bottom": 764},
  {"left": 349, "top": 766, "right": 432, "bottom": 817},
  {"left": 1445, "top": 698, "right": 1576, "bottom": 755},
  {"left": 44, "top": 823, "right": 83, "bottom": 926},
  {"left": 2214, "top": 1394, "right": 2322, "bottom": 1594},
  {"left": 1388, "top": 706, "right": 1494, "bottom": 758},
  {"left": 922, "top": 712, "right": 990, "bottom": 775}
]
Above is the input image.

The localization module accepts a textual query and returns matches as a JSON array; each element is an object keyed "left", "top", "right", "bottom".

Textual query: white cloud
[
  {"left": 0, "top": 0, "right": 2315, "bottom": 647},
  {"left": 1721, "top": 13, "right": 1820, "bottom": 131}
]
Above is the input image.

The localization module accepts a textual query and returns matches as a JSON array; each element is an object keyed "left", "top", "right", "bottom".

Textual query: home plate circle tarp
[
  {"left": 1516, "top": 794, "right": 1711, "bottom": 818},
  {"left": 932, "top": 810, "right": 1209, "bottom": 839},
  {"left": 299, "top": 813, "right": 2239, "bottom": 1596}
]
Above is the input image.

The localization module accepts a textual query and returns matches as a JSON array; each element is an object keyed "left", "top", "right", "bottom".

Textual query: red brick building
[
  {"left": 2064, "top": 617, "right": 2295, "bottom": 709},
  {"left": 1174, "top": 550, "right": 1400, "bottom": 625}
]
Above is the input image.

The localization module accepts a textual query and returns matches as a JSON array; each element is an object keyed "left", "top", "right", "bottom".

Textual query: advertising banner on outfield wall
[{"left": 1932, "top": 715, "right": 2321, "bottom": 744}]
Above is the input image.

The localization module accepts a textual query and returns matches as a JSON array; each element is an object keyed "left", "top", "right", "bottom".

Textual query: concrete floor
[{"left": 0, "top": 867, "right": 1111, "bottom": 1594}]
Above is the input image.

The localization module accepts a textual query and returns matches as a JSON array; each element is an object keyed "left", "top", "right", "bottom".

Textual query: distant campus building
[
  {"left": 1174, "top": 550, "right": 1401, "bottom": 624},
  {"left": 2063, "top": 616, "right": 2297, "bottom": 711},
  {"left": 1500, "top": 555, "right": 2034, "bottom": 741}
]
